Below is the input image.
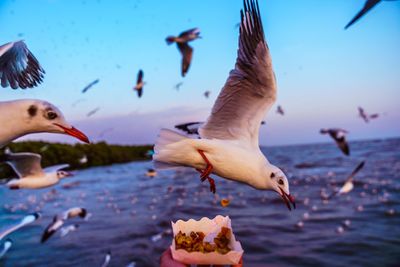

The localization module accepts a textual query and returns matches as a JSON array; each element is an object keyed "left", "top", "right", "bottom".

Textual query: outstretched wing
[
  {"left": 177, "top": 43, "right": 193, "bottom": 77},
  {"left": 2, "top": 151, "right": 44, "bottom": 178},
  {"left": 345, "top": 0, "right": 381, "bottom": 29},
  {"left": 178, "top": 28, "right": 200, "bottom": 38},
  {"left": 136, "top": 70, "right": 143, "bottom": 84},
  {"left": 0, "top": 41, "right": 45, "bottom": 89},
  {"left": 199, "top": 0, "right": 276, "bottom": 148},
  {"left": 346, "top": 161, "right": 365, "bottom": 183},
  {"left": 43, "top": 164, "right": 70, "bottom": 174}
]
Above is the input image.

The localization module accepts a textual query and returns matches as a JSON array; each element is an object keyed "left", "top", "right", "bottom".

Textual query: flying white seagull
[
  {"left": 41, "top": 207, "right": 87, "bottom": 243},
  {"left": 153, "top": 0, "right": 295, "bottom": 210},
  {"left": 0, "top": 213, "right": 41, "bottom": 242},
  {"left": 101, "top": 251, "right": 112, "bottom": 267},
  {"left": 0, "top": 99, "right": 90, "bottom": 148},
  {"left": 0, "top": 149, "right": 72, "bottom": 190},
  {"left": 328, "top": 161, "right": 365, "bottom": 198},
  {"left": 0, "top": 40, "right": 45, "bottom": 89}
]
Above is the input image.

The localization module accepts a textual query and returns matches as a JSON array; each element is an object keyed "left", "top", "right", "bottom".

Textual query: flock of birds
[{"left": 0, "top": 0, "right": 396, "bottom": 265}]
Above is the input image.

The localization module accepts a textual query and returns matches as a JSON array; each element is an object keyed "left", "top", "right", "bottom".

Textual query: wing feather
[{"left": 199, "top": 0, "right": 276, "bottom": 147}]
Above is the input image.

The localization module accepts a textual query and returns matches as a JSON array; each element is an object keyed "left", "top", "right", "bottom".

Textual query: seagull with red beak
[
  {"left": 0, "top": 99, "right": 90, "bottom": 148},
  {"left": 153, "top": 0, "right": 295, "bottom": 210}
]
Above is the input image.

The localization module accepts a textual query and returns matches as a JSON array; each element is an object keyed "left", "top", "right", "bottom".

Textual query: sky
[{"left": 0, "top": 0, "right": 399, "bottom": 146}]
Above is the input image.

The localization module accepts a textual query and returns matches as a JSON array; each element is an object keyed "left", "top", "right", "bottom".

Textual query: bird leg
[{"left": 196, "top": 150, "right": 216, "bottom": 194}]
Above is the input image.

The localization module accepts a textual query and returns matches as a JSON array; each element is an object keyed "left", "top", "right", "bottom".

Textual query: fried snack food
[
  {"left": 174, "top": 227, "right": 232, "bottom": 254},
  {"left": 220, "top": 198, "right": 230, "bottom": 207}
]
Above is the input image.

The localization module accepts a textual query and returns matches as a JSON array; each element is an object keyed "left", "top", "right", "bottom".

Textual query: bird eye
[
  {"left": 278, "top": 179, "right": 284, "bottom": 185},
  {"left": 47, "top": 111, "right": 58, "bottom": 120}
]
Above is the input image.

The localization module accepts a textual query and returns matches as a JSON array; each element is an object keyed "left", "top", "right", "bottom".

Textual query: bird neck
[{"left": 0, "top": 101, "right": 35, "bottom": 147}]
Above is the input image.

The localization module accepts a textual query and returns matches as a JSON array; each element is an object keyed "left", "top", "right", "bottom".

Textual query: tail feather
[{"left": 153, "top": 129, "right": 188, "bottom": 170}]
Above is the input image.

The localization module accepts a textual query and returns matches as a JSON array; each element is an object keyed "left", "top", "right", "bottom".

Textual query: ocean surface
[{"left": 0, "top": 138, "right": 399, "bottom": 267}]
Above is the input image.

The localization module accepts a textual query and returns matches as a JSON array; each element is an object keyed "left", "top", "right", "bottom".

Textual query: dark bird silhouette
[
  {"left": 320, "top": 128, "right": 350, "bottom": 156},
  {"left": 0, "top": 41, "right": 45, "bottom": 89},
  {"left": 345, "top": 0, "right": 383, "bottom": 29},
  {"left": 276, "top": 105, "right": 285, "bottom": 115},
  {"left": 133, "top": 70, "right": 144, "bottom": 98},
  {"left": 358, "top": 107, "right": 380, "bottom": 123},
  {"left": 81, "top": 79, "right": 99, "bottom": 93},
  {"left": 166, "top": 28, "right": 201, "bottom": 77}
]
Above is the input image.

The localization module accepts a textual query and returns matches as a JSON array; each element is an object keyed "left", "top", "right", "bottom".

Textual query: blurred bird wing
[
  {"left": 199, "top": 0, "right": 276, "bottom": 148},
  {"left": 136, "top": 70, "right": 143, "bottom": 84},
  {"left": 179, "top": 28, "right": 200, "bottom": 38},
  {"left": 0, "top": 41, "right": 45, "bottom": 89},
  {"left": 345, "top": 0, "right": 381, "bottom": 29},
  {"left": 177, "top": 42, "right": 193, "bottom": 77},
  {"left": 174, "top": 122, "right": 204, "bottom": 135},
  {"left": 345, "top": 161, "right": 365, "bottom": 183},
  {"left": 4, "top": 152, "right": 44, "bottom": 178},
  {"left": 43, "top": 164, "right": 70, "bottom": 174}
]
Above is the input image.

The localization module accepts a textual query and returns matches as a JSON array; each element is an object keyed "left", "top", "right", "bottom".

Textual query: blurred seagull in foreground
[
  {"left": 0, "top": 239, "right": 12, "bottom": 259},
  {"left": 358, "top": 107, "right": 379, "bottom": 123},
  {"left": 133, "top": 70, "right": 144, "bottom": 98},
  {"left": 276, "top": 105, "right": 285, "bottom": 115},
  {"left": 344, "top": 0, "right": 386, "bottom": 29},
  {"left": 320, "top": 128, "right": 350, "bottom": 156},
  {"left": 0, "top": 40, "right": 45, "bottom": 89},
  {"left": 41, "top": 207, "right": 87, "bottom": 243},
  {"left": 328, "top": 161, "right": 365, "bottom": 198},
  {"left": 166, "top": 28, "right": 201, "bottom": 77},
  {"left": 0, "top": 99, "right": 90, "bottom": 148},
  {"left": 1, "top": 148, "right": 72, "bottom": 190},
  {"left": 0, "top": 213, "right": 41, "bottom": 242},
  {"left": 154, "top": 0, "right": 295, "bottom": 210}
]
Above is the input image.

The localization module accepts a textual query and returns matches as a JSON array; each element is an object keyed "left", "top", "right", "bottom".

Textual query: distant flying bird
[
  {"left": 0, "top": 40, "right": 45, "bottom": 89},
  {"left": 174, "top": 122, "right": 203, "bottom": 135},
  {"left": 174, "top": 82, "right": 183, "bottom": 91},
  {"left": 154, "top": 0, "right": 295, "bottom": 210},
  {"left": 1, "top": 149, "right": 72, "bottom": 190},
  {"left": 276, "top": 105, "right": 285, "bottom": 115},
  {"left": 320, "top": 128, "right": 350, "bottom": 156},
  {"left": 60, "top": 224, "right": 79, "bottom": 238},
  {"left": 344, "top": 0, "right": 382, "bottom": 29},
  {"left": 71, "top": 98, "right": 86, "bottom": 107},
  {"left": 329, "top": 161, "right": 365, "bottom": 198},
  {"left": 133, "top": 70, "right": 144, "bottom": 98},
  {"left": 41, "top": 207, "right": 87, "bottom": 243},
  {"left": 0, "top": 99, "right": 90, "bottom": 148},
  {"left": 358, "top": 107, "right": 379, "bottom": 123},
  {"left": 204, "top": 90, "right": 211, "bottom": 98},
  {"left": 87, "top": 107, "right": 100, "bottom": 117},
  {"left": 0, "top": 239, "right": 12, "bottom": 259},
  {"left": 81, "top": 79, "right": 99, "bottom": 93},
  {"left": 101, "top": 251, "right": 111, "bottom": 267},
  {"left": 0, "top": 213, "right": 41, "bottom": 242},
  {"left": 166, "top": 28, "right": 201, "bottom": 77}
]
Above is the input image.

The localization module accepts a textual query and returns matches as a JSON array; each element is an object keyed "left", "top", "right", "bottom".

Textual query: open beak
[
  {"left": 279, "top": 188, "right": 296, "bottom": 211},
  {"left": 54, "top": 123, "right": 90, "bottom": 144}
]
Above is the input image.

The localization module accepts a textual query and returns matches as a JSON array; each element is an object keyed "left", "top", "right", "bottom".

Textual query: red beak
[
  {"left": 54, "top": 123, "right": 90, "bottom": 144},
  {"left": 279, "top": 188, "right": 296, "bottom": 211}
]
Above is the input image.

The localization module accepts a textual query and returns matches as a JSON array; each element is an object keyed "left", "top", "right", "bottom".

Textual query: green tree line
[{"left": 0, "top": 141, "right": 153, "bottom": 178}]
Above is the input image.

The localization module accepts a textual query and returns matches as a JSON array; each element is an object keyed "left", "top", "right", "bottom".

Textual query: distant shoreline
[{"left": 0, "top": 141, "right": 153, "bottom": 178}]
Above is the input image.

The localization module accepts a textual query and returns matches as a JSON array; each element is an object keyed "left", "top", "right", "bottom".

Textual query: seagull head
[
  {"left": 57, "top": 170, "right": 73, "bottom": 179},
  {"left": 21, "top": 100, "right": 90, "bottom": 144},
  {"left": 268, "top": 167, "right": 296, "bottom": 211}
]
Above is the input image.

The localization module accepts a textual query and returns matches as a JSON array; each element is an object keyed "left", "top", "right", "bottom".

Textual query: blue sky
[{"left": 0, "top": 0, "right": 399, "bottom": 145}]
